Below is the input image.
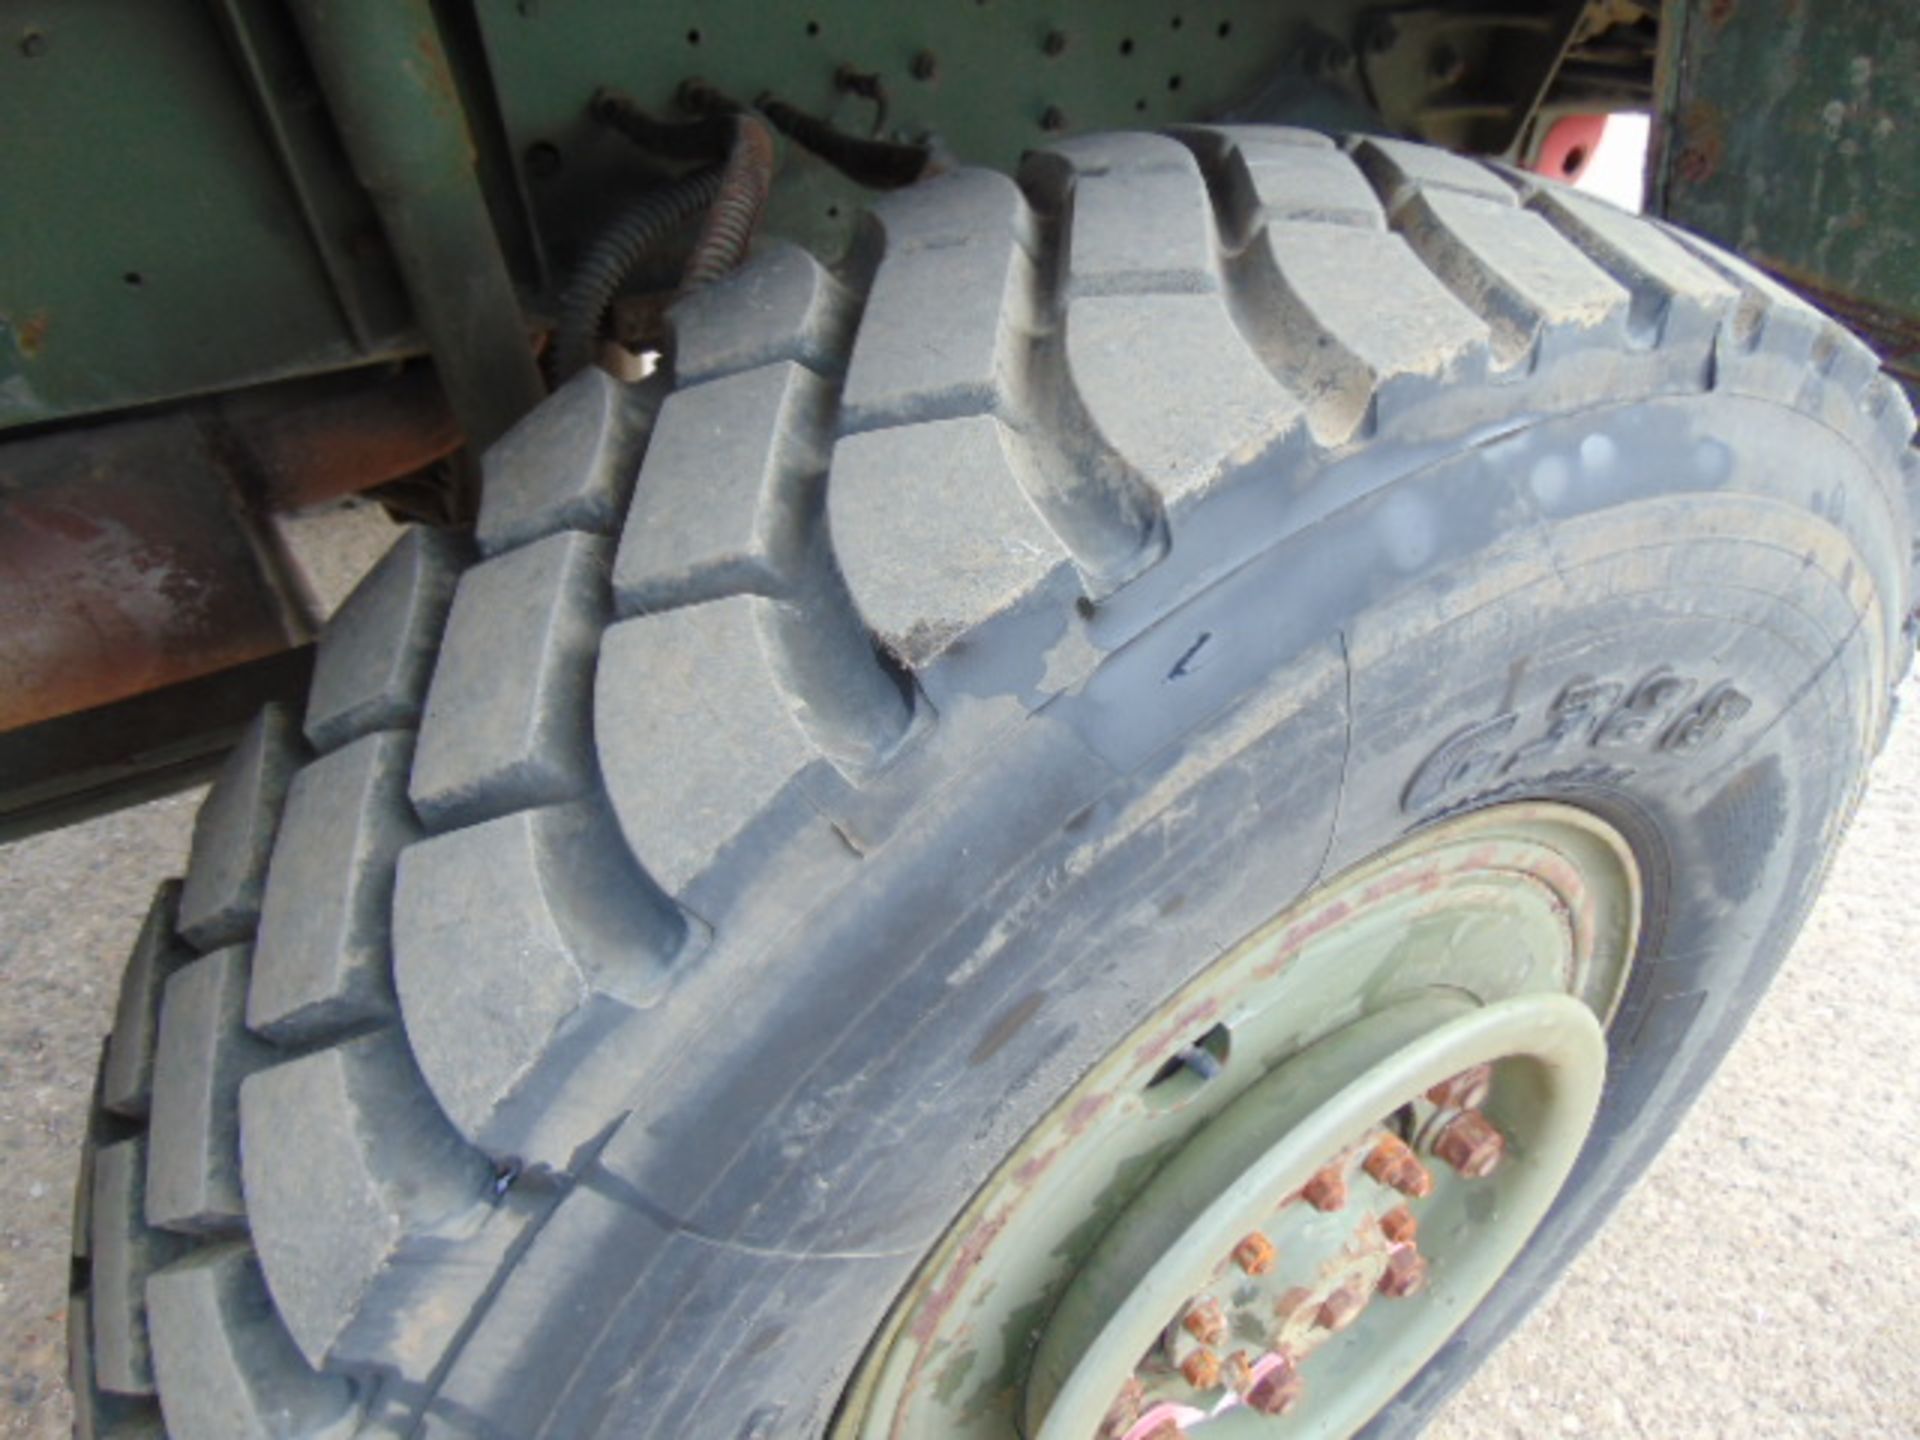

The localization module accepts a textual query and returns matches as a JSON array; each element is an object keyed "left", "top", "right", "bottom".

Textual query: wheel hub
[
  {"left": 1027, "top": 992, "right": 1607, "bottom": 1438},
  {"left": 837, "top": 804, "right": 1640, "bottom": 1440}
]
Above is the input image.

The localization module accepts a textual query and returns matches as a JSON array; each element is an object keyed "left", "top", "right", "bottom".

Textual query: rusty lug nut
[
  {"left": 1380, "top": 1205, "right": 1419, "bottom": 1245},
  {"left": 1434, "top": 1108, "right": 1506, "bottom": 1179},
  {"left": 1316, "top": 1281, "right": 1367, "bottom": 1332},
  {"left": 1232, "top": 1231, "right": 1277, "bottom": 1276},
  {"left": 1426, "top": 1062, "right": 1493, "bottom": 1112},
  {"left": 1363, "top": 1134, "right": 1413, "bottom": 1184},
  {"left": 1378, "top": 1243, "right": 1430, "bottom": 1299},
  {"left": 1272, "top": 1284, "right": 1316, "bottom": 1328},
  {"left": 1181, "top": 1295, "right": 1227, "bottom": 1347},
  {"left": 1223, "top": 1349, "right": 1254, "bottom": 1394},
  {"left": 1181, "top": 1347, "right": 1223, "bottom": 1389},
  {"left": 1364, "top": 1135, "right": 1434, "bottom": 1198},
  {"left": 1246, "top": 1356, "right": 1305, "bottom": 1416},
  {"left": 1302, "top": 1162, "right": 1349, "bottom": 1212},
  {"left": 1096, "top": 1379, "right": 1144, "bottom": 1439}
]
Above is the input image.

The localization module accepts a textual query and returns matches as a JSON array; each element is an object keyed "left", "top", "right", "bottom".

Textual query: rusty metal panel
[
  {"left": 1653, "top": 0, "right": 1919, "bottom": 393},
  {"left": 0, "top": 414, "right": 316, "bottom": 730}
]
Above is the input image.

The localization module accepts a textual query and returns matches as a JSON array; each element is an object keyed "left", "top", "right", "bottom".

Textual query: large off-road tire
[{"left": 70, "top": 128, "right": 1917, "bottom": 1439}]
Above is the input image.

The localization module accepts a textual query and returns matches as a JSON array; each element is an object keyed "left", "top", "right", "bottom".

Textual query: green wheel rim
[{"left": 837, "top": 802, "right": 1640, "bottom": 1439}]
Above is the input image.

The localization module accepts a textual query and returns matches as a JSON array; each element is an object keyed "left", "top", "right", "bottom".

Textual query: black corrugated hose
[
  {"left": 678, "top": 112, "right": 777, "bottom": 296},
  {"left": 551, "top": 165, "right": 723, "bottom": 380},
  {"left": 552, "top": 111, "right": 776, "bottom": 379}
]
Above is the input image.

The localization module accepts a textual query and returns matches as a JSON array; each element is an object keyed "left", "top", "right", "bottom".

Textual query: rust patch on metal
[
  {"left": 10, "top": 309, "right": 50, "bottom": 359},
  {"left": 0, "top": 413, "right": 311, "bottom": 730}
]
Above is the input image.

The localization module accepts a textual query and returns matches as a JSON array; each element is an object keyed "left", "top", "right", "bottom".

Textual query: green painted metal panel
[
  {"left": 1655, "top": 0, "right": 1919, "bottom": 390},
  {"left": 473, "top": 0, "right": 1363, "bottom": 266},
  {"left": 0, "top": 0, "right": 414, "bottom": 429}
]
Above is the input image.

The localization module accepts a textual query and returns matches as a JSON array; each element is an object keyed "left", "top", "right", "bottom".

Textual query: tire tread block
[
  {"left": 395, "top": 801, "right": 686, "bottom": 1162},
  {"left": 596, "top": 599, "right": 822, "bottom": 892},
  {"left": 1062, "top": 159, "right": 1221, "bottom": 297},
  {"left": 68, "top": 1296, "right": 166, "bottom": 1440},
  {"left": 1249, "top": 223, "right": 1490, "bottom": 439},
  {"left": 410, "top": 531, "right": 611, "bottom": 830},
  {"left": 478, "top": 368, "right": 664, "bottom": 556},
  {"left": 828, "top": 415, "right": 1074, "bottom": 667},
  {"left": 147, "top": 1243, "right": 358, "bottom": 1440},
  {"left": 239, "top": 1032, "right": 490, "bottom": 1369},
  {"left": 1387, "top": 187, "right": 1631, "bottom": 367},
  {"left": 146, "top": 947, "right": 274, "bottom": 1234},
  {"left": 670, "top": 240, "right": 859, "bottom": 386},
  {"left": 1065, "top": 292, "right": 1305, "bottom": 516},
  {"left": 613, "top": 363, "right": 829, "bottom": 613},
  {"left": 89, "top": 1139, "right": 188, "bottom": 1396},
  {"left": 101, "top": 883, "right": 192, "bottom": 1121},
  {"left": 248, "top": 732, "right": 420, "bottom": 1044},
  {"left": 1517, "top": 181, "right": 1738, "bottom": 349},
  {"left": 1350, "top": 135, "right": 1520, "bottom": 207},
  {"left": 178, "top": 706, "right": 307, "bottom": 950},
  {"left": 304, "top": 529, "right": 466, "bottom": 753},
  {"left": 841, "top": 231, "right": 1039, "bottom": 432}
]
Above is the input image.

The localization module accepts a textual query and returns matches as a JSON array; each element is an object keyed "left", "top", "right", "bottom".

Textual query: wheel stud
[
  {"left": 1426, "top": 1062, "right": 1493, "bottom": 1111},
  {"left": 1180, "top": 1347, "right": 1222, "bottom": 1388},
  {"left": 1302, "top": 1162, "right": 1348, "bottom": 1212},
  {"left": 1232, "top": 1231, "right": 1277, "bottom": 1275},
  {"left": 1364, "top": 1135, "right": 1433, "bottom": 1198},
  {"left": 1246, "top": 1352, "right": 1304, "bottom": 1415},
  {"left": 1315, "top": 1280, "right": 1367, "bottom": 1332},
  {"left": 1434, "top": 1109, "right": 1506, "bottom": 1178},
  {"left": 1223, "top": 1349, "right": 1254, "bottom": 1393},
  {"left": 1181, "top": 1296, "right": 1227, "bottom": 1346},
  {"left": 1380, "top": 1205, "right": 1418, "bottom": 1245},
  {"left": 1378, "top": 1242, "right": 1430, "bottom": 1298}
]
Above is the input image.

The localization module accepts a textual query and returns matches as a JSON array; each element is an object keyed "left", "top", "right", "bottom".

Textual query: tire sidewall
[{"left": 527, "top": 390, "right": 1899, "bottom": 1436}]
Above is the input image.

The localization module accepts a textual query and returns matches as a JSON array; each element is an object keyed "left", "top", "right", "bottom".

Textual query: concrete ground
[{"left": 1, "top": 504, "right": 1916, "bottom": 1437}]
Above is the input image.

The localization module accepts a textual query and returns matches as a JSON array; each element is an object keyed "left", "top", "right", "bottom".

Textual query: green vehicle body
[{"left": 0, "top": 0, "right": 1912, "bottom": 824}]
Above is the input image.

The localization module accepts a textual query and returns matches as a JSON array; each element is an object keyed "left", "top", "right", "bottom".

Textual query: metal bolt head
[
  {"left": 1223, "top": 1350, "right": 1254, "bottom": 1394},
  {"left": 1272, "top": 1285, "right": 1316, "bottom": 1330},
  {"left": 1040, "top": 105, "right": 1068, "bottom": 133},
  {"left": 1380, "top": 1206, "right": 1419, "bottom": 1245},
  {"left": 1302, "top": 1162, "right": 1348, "bottom": 1212},
  {"left": 1316, "top": 1281, "right": 1367, "bottom": 1332},
  {"left": 1364, "top": 1134, "right": 1413, "bottom": 1184},
  {"left": 1181, "top": 1296, "right": 1227, "bottom": 1347},
  {"left": 1043, "top": 28, "right": 1069, "bottom": 55},
  {"left": 1246, "top": 1355, "right": 1304, "bottom": 1416},
  {"left": 1434, "top": 1109, "right": 1506, "bottom": 1179},
  {"left": 1180, "top": 1348, "right": 1222, "bottom": 1389},
  {"left": 1364, "top": 1135, "right": 1434, "bottom": 1198},
  {"left": 1378, "top": 1243, "right": 1430, "bottom": 1299},
  {"left": 19, "top": 28, "right": 47, "bottom": 57},
  {"left": 1232, "top": 1231, "right": 1277, "bottom": 1276},
  {"left": 1426, "top": 1063, "right": 1493, "bottom": 1112},
  {"left": 910, "top": 50, "right": 937, "bottom": 80}
]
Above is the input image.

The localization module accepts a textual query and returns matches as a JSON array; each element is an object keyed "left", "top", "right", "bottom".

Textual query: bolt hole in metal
[
  {"left": 1144, "top": 1023, "right": 1234, "bottom": 1112},
  {"left": 836, "top": 803, "right": 1639, "bottom": 1440}
]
